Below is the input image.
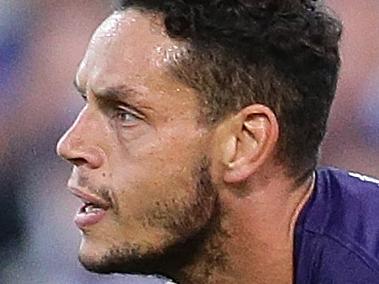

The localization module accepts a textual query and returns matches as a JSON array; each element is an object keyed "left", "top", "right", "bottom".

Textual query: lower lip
[{"left": 74, "top": 207, "right": 107, "bottom": 229}]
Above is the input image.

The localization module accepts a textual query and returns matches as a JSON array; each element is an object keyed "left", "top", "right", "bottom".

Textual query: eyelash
[
  {"left": 115, "top": 107, "right": 139, "bottom": 123},
  {"left": 79, "top": 93, "right": 142, "bottom": 126}
]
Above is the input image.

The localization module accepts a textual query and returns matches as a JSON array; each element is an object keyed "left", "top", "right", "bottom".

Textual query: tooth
[
  {"left": 84, "top": 205, "right": 92, "bottom": 213},
  {"left": 86, "top": 205, "right": 95, "bottom": 213},
  {"left": 84, "top": 204, "right": 101, "bottom": 214}
]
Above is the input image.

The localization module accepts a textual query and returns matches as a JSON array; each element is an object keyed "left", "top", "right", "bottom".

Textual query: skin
[{"left": 57, "top": 9, "right": 314, "bottom": 284}]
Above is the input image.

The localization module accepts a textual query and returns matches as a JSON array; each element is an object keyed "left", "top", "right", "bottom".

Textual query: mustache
[{"left": 77, "top": 175, "right": 117, "bottom": 213}]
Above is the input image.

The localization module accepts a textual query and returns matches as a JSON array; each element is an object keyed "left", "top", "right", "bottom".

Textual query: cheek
[
  {"left": 107, "top": 125, "right": 210, "bottom": 224},
  {"left": 109, "top": 151, "right": 207, "bottom": 239},
  {"left": 110, "top": 131, "right": 204, "bottom": 197},
  {"left": 113, "top": 158, "right": 197, "bottom": 217},
  {"left": 103, "top": 161, "right": 205, "bottom": 249}
]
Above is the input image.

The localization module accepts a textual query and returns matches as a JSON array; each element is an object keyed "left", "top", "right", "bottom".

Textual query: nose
[{"left": 56, "top": 107, "right": 105, "bottom": 169}]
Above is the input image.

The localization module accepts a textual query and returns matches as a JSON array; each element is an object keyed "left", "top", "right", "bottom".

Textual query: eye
[
  {"left": 115, "top": 107, "right": 140, "bottom": 125},
  {"left": 80, "top": 93, "right": 88, "bottom": 102}
]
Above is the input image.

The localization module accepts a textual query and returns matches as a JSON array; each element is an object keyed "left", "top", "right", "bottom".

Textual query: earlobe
[{"left": 223, "top": 105, "right": 279, "bottom": 184}]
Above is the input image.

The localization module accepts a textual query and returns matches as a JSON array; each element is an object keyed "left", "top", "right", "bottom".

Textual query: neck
[{"left": 169, "top": 172, "right": 315, "bottom": 284}]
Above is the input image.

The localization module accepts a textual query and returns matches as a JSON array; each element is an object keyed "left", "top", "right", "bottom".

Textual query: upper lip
[{"left": 69, "top": 186, "right": 110, "bottom": 210}]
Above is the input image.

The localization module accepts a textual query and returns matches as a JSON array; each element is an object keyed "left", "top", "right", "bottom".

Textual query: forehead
[{"left": 76, "top": 9, "right": 186, "bottom": 92}]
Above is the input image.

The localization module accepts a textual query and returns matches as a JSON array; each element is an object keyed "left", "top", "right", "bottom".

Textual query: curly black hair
[{"left": 118, "top": 0, "right": 342, "bottom": 181}]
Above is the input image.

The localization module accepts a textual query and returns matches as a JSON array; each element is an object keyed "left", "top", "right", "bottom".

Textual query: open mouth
[
  {"left": 75, "top": 201, "right": 108, "bottom": 229},
  {"left": 80, "top": 202, "right": 106, "bottom": 214},
  {"left": 69, "top": 188, "right": 110, "bottom": 229}
]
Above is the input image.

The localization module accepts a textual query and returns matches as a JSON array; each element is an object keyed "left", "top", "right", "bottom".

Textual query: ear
[{"left": 223, "top": 104, "right": 279, "bottom": 183}]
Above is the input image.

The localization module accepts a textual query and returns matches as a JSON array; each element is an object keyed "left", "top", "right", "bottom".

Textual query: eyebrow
[
  {"left": 73, "top": 79, "right": 153, "bottom": 115},
  {"left": 73, "top": 79, "right": 144, "bottom": 102}
]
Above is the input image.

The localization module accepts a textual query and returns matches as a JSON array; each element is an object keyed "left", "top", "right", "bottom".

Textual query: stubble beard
[{"left": 79, "top": 156, "right": 223, "bottom": 280}]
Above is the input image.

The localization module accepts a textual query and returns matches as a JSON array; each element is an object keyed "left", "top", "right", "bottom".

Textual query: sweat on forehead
[
  {"left": 92, "top": 9, "right": 183, "bottom": 53},
  {"left": 76, "top": 8, "right": 188, "bottom": 93}
]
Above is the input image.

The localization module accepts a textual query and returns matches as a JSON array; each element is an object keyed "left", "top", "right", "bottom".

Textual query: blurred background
[{"left": 0, "top": 0, "right": 378, "bottom": 283}]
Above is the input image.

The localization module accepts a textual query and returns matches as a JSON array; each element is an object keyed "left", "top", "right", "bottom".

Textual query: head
[{"left": 57, "top": 0, "right": 341, "bottom": 278}]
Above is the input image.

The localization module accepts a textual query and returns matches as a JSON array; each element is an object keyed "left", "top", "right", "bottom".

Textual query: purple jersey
[{"left": 295, "top": 167, "right": 379, "bottom": 283}]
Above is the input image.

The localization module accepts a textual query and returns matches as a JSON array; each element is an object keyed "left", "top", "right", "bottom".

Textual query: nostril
[{"left": 69, "top": 158, "right": 88, "bottom": 167}]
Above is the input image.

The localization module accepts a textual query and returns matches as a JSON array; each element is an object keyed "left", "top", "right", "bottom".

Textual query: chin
[
  {"left": 77, "top": 237, "right": 151, "bottom": 274},
  {"left": 77, "top": 234, "right": 177, "bottom": 276},
  {"left": 77, "top": 215, "right": 218, "bottom": 278}
]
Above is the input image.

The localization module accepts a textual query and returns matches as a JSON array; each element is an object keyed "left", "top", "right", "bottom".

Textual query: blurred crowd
[{"left": 1, "top": 1, "right": 378, "bottom": 283}]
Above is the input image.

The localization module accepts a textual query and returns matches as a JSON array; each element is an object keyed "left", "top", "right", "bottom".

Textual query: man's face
[{"left": 57, "top": 9, "right": 218, "bottom": 274}]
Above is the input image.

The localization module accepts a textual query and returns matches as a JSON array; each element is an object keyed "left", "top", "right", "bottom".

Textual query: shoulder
[
  {"left": 298, "top": 231, "right": 379, "bottom": 283},
  {"left": 295, "top": 167, "right": 379, "bottom": 282},
  {"left": 313, "top": 167, "right": 379, "bottom": 242}
]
